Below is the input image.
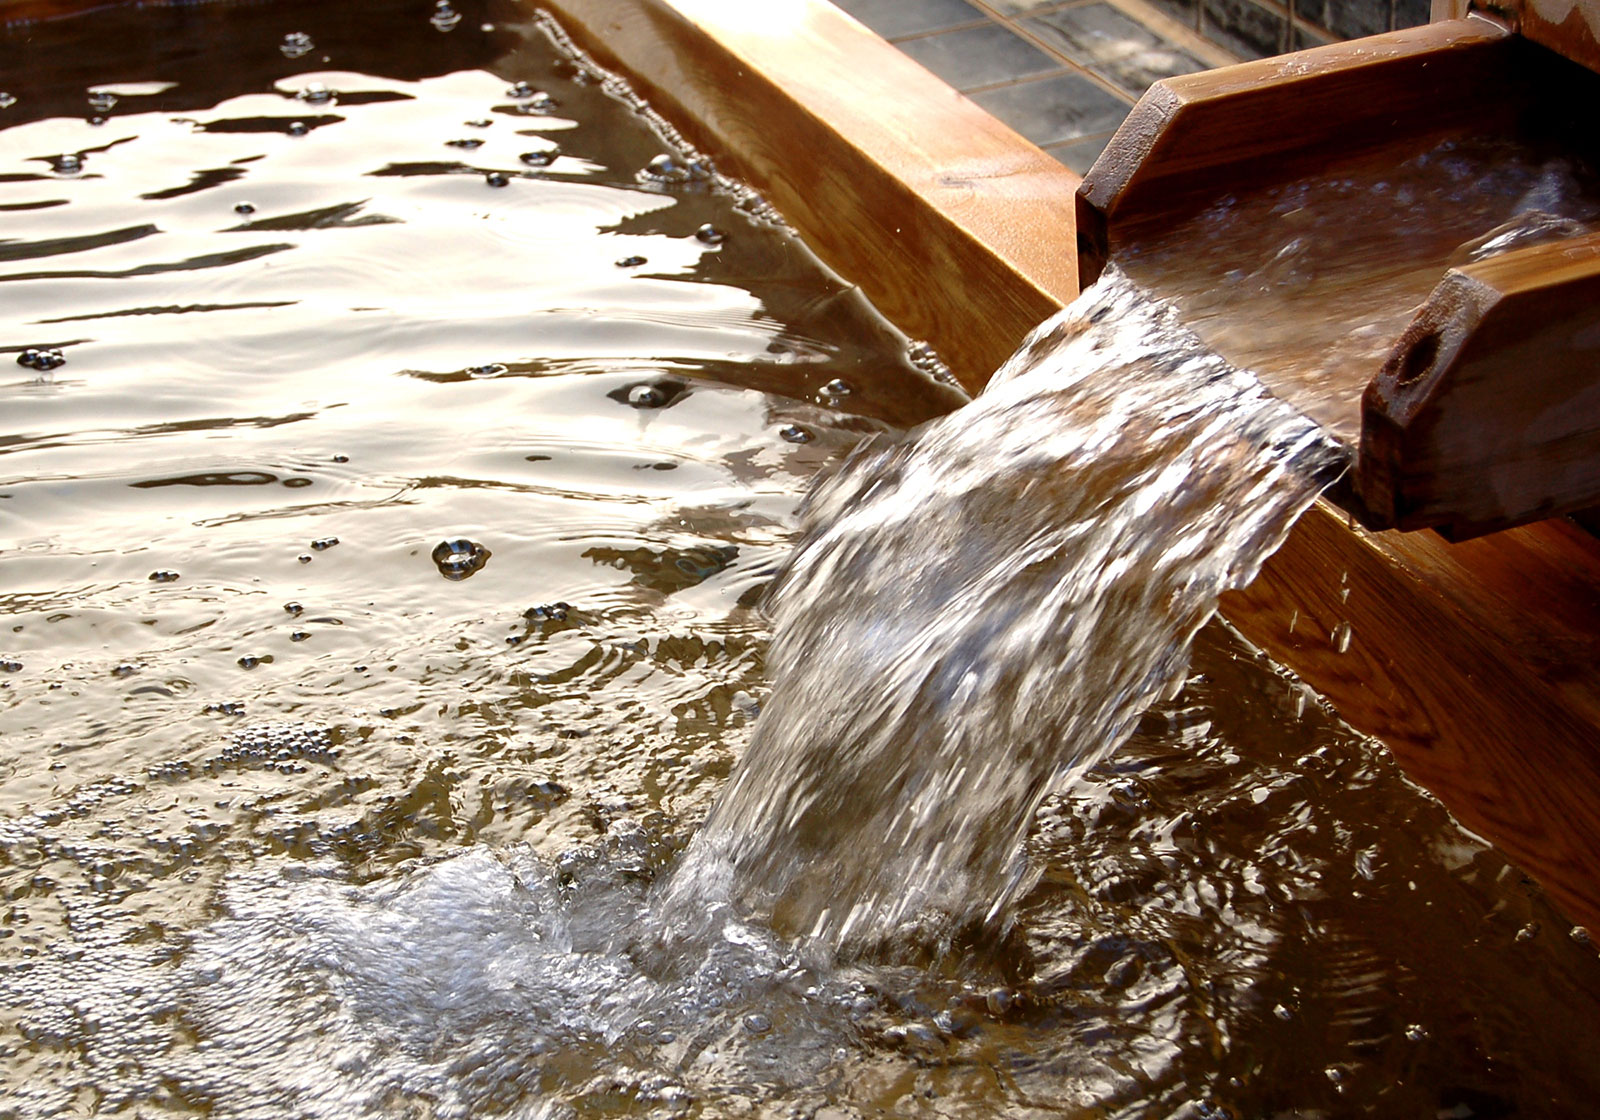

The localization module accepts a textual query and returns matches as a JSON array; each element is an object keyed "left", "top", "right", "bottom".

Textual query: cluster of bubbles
[
  {"left": 641, "top": 151, "right": 713, "bottom": 185},
  {"left": 280, "top": 31, "right": 314, "bottom": 59},
  {"left": 211, "top": 723, "right": 337, "bottom": 774},
  {"left": 16, "top": 347, "right": 66, "bottom": 371}
]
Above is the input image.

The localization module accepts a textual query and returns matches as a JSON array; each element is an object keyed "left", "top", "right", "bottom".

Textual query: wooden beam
[{"left": 1358, "top": 231, "right": 1600, "bottom": 536}]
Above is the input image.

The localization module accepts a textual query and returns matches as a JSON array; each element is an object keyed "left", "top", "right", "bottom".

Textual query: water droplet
[
  {"left": 1405, "top": 1023, "right": 1430, "bottom": 1042},
  {"left": 820, "top": 377, "right": 853, "bottom": 398},
  {"left": 446, "top": 137, "right": 484, "bottom": 150},
  {"left": 465, "top": 118, "right": 493, "bottom": 128},
  {"left": 87, "top": 90, "right": 117, "bottom": 112},
  {"left": 297, "top": 554, "right": 313, "bottom": 564},
  {"left": 280, "top": 31, "right": 314, "bottom": 58},
  {"left": 432, "top": 538, "right": 490, "bottom": 581},
  {"left": 742, "top": 1013, "right": 772, "bottom": 1035},
  {"left": 296, "top": 82, "right": 334, "bottom": 104},
  {"left": 237, "top": 656, "right": 262, "bottom": 669},
  {"left": 1515, "top": 922, "right": 1539, "bottom": 942},
  {"left": 430, "top": 1, "right": 462, "bottom": 31},
  {"left": 1574, "top": 925, "right": 1593, "bottom": 945},
  {"left": 467, "top": 363, "right": 507, "bottom": 378},
  {"left": 290, "top": 631, "right": 310, "bottom": 642},
  {"left": 148, "top": 570, "right": 180, "bottom": 583},
  {"left": 614, "top": 254, "right": 646, "bottom": 268},
  {"left": 519, "top": 148, "right": 557, "bottom": 167},
  {"left": 310, "top": 536, "right": 339, "bottom": 551},
  {"left": 287, "top": 120, "right": 309, "bottom": 136},
  {"left": 778, "top": 424, "right": 812, "bottom": 444},
  {"left": 17, "top": 347, "right": 66, "bottom": 371},
  {"left": 694, "top": 223, "right": 726, "bottom": 245},
  {"left": 0, "top": 93, "right": 16, "bottom": 109},
  {"left": 234, "top": 201, "right": 256, "bottom": 214},
  {"left": 283, "top": 601, "right": 304, "bottom": 615},
  {"left": 0, "top": 658, "right": 21, "bottom": 673},
  {"left": 52, "top": 153, "right": 83, "bottom": 175},
  {"left": 485, "top": 171, "right": 510, "bottom": 188},
  {"left": 506, "top": 80, "right": 535, "bottom": 99}
]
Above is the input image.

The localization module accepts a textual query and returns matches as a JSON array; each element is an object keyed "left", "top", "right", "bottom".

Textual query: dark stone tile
[
  {"left": 898, "top": 23, "right": 1063, "bottom": 91},
  {"left": 969, "top": 71, "right": 1132, "bottom": 146},
  {"left": 1024, "top": 3, "right": 1209, "bottom": 96},
  {"left": 1045, "top": 131, "right": 1116, "bottom": 174},
  {"left": 1201, "top": 0, "right": 1289, "bottom": 58},
  {"left": 1395, "top": 0, "right": 1430, "bottom": 29},
  {"left": 1299, "top": 0, "right": 1390, "bottom": 40},
  {"left": 1146, "top": 0, "right": 1201, "bottom": 30},
  {"left": 831, "top": 0, "right": 986, "bottom": 40}
]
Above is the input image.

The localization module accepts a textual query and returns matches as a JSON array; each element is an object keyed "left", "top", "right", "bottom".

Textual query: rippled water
[{"left": 4, "top": 1, "right": 1600, "bottom": 1117}]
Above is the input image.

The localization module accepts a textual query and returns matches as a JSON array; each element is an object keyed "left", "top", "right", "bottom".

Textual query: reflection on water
[{"left": 2, "top": 1, "right": 1600, "bottom": 1117}]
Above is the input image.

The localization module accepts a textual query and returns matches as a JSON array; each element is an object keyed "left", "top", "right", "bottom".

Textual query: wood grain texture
[
  {"left": 1359, "top": 232, "right": 1600, "bottom": 535},
  {"left": 1509, "top": 0, "right": 1600, "bottom": 74},
  {"left": 1076, "top": 18, "right": 1519, "bottom": 286},
  {"left": 543, "top": 0, "right": 1083, "bottom": 394}
]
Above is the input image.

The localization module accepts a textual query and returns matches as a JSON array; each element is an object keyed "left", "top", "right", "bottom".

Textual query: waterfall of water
[{"left": 658, "top": 270, "right": 1345, "bottom": 955}]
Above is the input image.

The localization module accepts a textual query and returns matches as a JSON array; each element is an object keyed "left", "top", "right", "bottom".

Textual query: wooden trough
[{"left": 7, "top": 0, "right": 1600, "bottom": 939}]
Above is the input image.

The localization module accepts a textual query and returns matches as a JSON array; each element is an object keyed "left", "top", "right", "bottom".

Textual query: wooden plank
[
  {"left": 1511, "top": 0, "right": 1600, "bottom": 75},
  {"left": 1358, "top": 231, "right": 1600, "bottom": 535},
  {"left": 541, "top": 0, "right": 1083, "bottom": 393},
  {"left": 1076, "top": 18, "right": 1520, "bottom": 285}
]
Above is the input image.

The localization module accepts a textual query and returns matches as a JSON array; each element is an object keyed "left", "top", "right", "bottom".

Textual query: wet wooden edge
[
  {"left": 8, "top": 0, "right": 1599, "bottom": 934},
  {"left": 1360, "top": 231, "right": 1600, "bottom": 536},
  {"left": 536, "top": 0, "right": 1081, "bottom": 394},
  {"left": 541, "top": 0, "right": 1600, "bottom": 935}
]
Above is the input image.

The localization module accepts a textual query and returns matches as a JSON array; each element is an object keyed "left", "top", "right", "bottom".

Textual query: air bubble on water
[
  {"left": 1272, "top": 1003, "right": 1293, "bottom": 1020},
  {"left": 907, "top": 339, "right": 955, "bottom": 383},
  {"left": 820, "top": 377, "right": 853, "bottom": 398},
  {"left": 614, "top": 254, "right": 646, "bottom": 268},
  {"left": 646, "top": 153, "right": 679, "bottom": 178},
  {"left": 310, "top": 536, "right": 339, "bottom": 551},
  {"left": 1574, "top": 926, "right": 1594, "bottom": 945},
  {"left": 507, "top": 80, "right": 535, "bottom": 99},
  {"left": 693, "top": 223, "right": 725, "bottom": 245},
  {"left": 742, "top": 1013, "right": 772, "bottom": 1035},
  {"left": 1405, "top": 1024, "right": 1430, "bottom": 1042},
  {"left": 519, "top": 148, "right": 556, "bottom": 167},
  {"left": 148, "top": 570, "right": 180, "bottom": 583},
  {"left": 237, "top": 656, "right": 262, "bottom": 669},
  {"left": 296, "top": 82, "right": 334, "bottom": 104},
  {"left": 280, "top": 31, "right": 314, "bottom": 58},
  {"left": 234, "top": 201, "right": 256, "bottom": 214},
  {"left": 0, "top": 93, "right": 16, "bottom": 109},
  {"left": 17, "top": 347, "right": 66, "bottom": 371},
  {"left": 111, "top": 663, "right": 140, "bottom": 678},
  {"left": 0, "top": 658, "right": 22, "bottom": 672},
  {"left": 331, "top": 454, "right": 349, "bottom": 463},
  {"left": 524, "top": 602, "right": 570, "bottom": 622},
  {"left": 290, "top": 631, "right": 310, "bottom": 642},
  {"left": 778, "top": 424, "right": 812, "bottom": 444},
  {"left": 87, "top": 90, "right": 117, "bottom": 112},
  {"left": 298, "top": 554, "right": 313, "bottom": 564},
  {"left": 467, "top": 363, "right": 507, "bottom": 378},
  {"left": 283, "top": 601, "right": 304, "bottom": 615},
  {"left": 446, "top": 137, "right": 484, "bottom": 149},
  {"left": 1515, "top": 922, "right": 1539, "bottom": 942},
  {"left": 465, "top": 118, "right": 492, "bottom": 128},
  {"left": 287, "top": 120, "right": 309, "bottom": 136},
  {"left": 51, "top": 153, "right": 83, "bottom": 175},
  {"left": 485, "top": 171, "right": 510, "bottom": 188},
  {"left": 432, "top": 538, "right": 490, "bottom": 581},
  {"left": 88, "top": 115, "right": 106, "bottom": 126},
  {"left": 527, "top": 91, "right": 556, "bottom": 113},
  {"left": 430, "top": 1, "right": 462, "bottom": 31},
  {"left": 627, "top": 384, "right": 666, "bottom": 408}
]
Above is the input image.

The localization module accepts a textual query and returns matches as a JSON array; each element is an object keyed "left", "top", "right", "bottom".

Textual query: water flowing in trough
[{"left": 659, "top": 269, "right": 1343, "bottom": 954}]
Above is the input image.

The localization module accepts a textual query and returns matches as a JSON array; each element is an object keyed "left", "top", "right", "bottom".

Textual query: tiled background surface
[{"left": 831, "top": 0, "right": 1432, "bottom": 172}]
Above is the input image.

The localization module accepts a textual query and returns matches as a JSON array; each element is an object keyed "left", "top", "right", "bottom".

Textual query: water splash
[{"left": 660, "top": 271, "right": 1344, "bottom": 953}]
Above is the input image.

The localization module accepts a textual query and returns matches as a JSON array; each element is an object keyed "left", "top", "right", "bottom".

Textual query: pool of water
[{"left": 3, "top": 1, "right": 1600, "bottom": 1117}]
